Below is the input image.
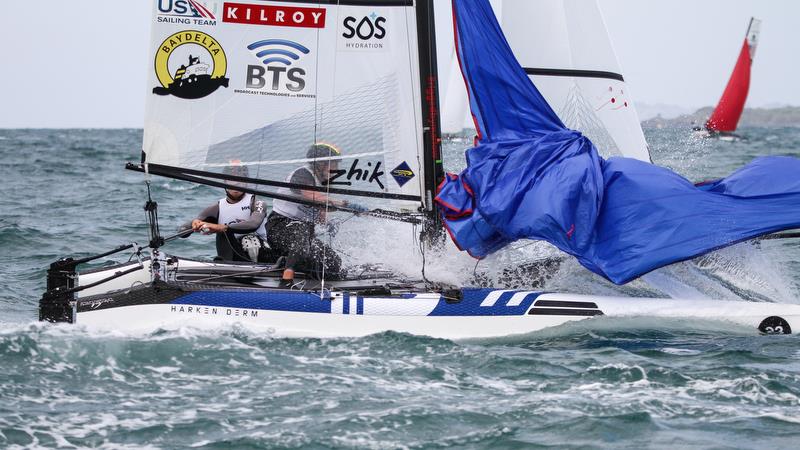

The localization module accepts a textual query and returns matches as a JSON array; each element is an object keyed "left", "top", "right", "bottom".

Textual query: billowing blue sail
[{"left": 437, "top": 0, "right": 800, "bottom": 284}]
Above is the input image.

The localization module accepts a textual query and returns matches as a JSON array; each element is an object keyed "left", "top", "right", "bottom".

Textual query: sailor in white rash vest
[
  {"left": 268, "top": 143, "right": 367, "bottom": 287},
  {"left": 182, "top": 165, "right": 276, "bottom": 262}
]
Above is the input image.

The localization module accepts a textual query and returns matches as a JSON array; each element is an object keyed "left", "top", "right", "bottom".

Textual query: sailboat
[
  {"left": 695, "top": 18, "right": 761, "bottom": 141},
  {"left": 40, "top": 0, "right": 800, "bottom": 338}
]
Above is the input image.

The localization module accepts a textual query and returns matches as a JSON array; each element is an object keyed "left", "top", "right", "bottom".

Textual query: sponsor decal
[
  {"left": 156, "top": 0, "right": 218, "bottom": 26},
  {"left": 170, "top": 305, "right": 259, "bottom": 317},
  {"left": 235, "top": 39, "right": 314, "bottom": 98},
  {"left": 390, "top": 161, "right": 415, "bottom": 187},
  {"left": 87, "top": 298, "right": 117, "bottom": 310},
  {"left": 153, "top": 30, "right": 229, "bottom": 99},
  {"left": 223, "top": 2, "right": 326, "bottom": 28},
  {"left": 327, "top": 159, "right": 385, "bottom": 190},
  {"left": 341, "top": 12, "right": 387, "bottom": 51}
]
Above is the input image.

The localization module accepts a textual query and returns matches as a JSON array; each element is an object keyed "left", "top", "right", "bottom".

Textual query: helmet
[
  {"left": 306, "top": 143, "right": 341, "bottom": 161},
  {"left": 223, "top": 164, "right": 249, "bottom": 178},
  {"left": 222, "top": 164, "right": 249, "bottom": 193}
]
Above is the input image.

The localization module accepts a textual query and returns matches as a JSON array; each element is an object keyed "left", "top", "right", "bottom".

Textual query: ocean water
[{"left": 1, "top": 127, "right": 800, "bottom": 448}]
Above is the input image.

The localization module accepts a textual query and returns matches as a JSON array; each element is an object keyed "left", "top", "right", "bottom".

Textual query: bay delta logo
[
  {"left": 156, "top": 0, "right": 218, "bottom": 26},
  {"left": 234, "top": 39, "right": 315, "bottom": 99},
  {"left": 152, "top": 30, "right": 229, "bottom": 99},
  {"left": 341, "top": 12, "right": 387, "bottom": 51}
]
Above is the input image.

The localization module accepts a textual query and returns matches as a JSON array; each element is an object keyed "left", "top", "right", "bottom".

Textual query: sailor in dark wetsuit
[
  {"left": 267, "top": 143, "right": 366, "bottom": 286},
  {"left": 183, "top": 165, "right": 274, "bottom": 262}
]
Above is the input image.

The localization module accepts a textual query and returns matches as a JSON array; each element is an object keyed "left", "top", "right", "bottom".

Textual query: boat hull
[
  {"left": 41, "top": 256, "right": 800, "bottom": 339},
  {"left": 71, "top": 281, "right": 800, "bottom": 339}
]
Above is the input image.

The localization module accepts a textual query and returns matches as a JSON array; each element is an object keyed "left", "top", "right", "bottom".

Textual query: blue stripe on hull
[
  {"left": 170, "top": 289, "right": 541, "bottom": 317},
  {"left": 173, "top": 291, "right": 332, "bottom": 314},
  {"left": 429, "top": 289, "right": 541, "bottom": 316}
]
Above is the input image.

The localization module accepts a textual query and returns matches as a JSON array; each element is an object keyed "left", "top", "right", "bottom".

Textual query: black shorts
[{"left": 266, "top": 213, "right": 342, "bottom": 278}]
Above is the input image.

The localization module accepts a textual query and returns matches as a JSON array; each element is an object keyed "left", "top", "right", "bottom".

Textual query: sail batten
[{"left": 523, "top": 68, "right": 624, "bottom": 82}]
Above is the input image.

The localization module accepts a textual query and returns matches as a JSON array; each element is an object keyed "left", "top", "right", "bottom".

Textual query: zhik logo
[{"left": 327, "top": 159, "right": 385, "bottom": 189}]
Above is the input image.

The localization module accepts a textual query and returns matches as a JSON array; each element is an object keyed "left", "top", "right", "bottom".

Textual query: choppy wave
[
  {"left": 1, "top": 324, "right": 799, "bottom": 448},
  {"left": 1, "top": 128, "right": 800, "bottom": 447}
]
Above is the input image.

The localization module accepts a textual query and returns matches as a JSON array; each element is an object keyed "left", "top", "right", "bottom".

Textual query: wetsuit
[
  {"left": 267, "top": 167, "right": 342, "bottom": 278},
  {"left": 190, "top": 194, "right": 274, "bottom": 262}
]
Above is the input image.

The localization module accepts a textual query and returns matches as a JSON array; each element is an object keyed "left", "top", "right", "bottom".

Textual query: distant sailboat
[{"left": 697, "top": 18, "right": 761, "bottom": 140}]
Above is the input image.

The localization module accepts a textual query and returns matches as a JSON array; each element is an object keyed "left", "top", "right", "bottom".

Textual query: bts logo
[{"left": 245, "top": 39, "right": 308, "bottom": 92}]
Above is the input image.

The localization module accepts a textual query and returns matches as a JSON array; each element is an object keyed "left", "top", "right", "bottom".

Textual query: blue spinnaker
[{"left": 437, "top": 0, "right": 800, "bottom": 284}]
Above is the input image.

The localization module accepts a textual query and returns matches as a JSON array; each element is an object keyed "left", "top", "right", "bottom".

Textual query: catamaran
[
  {"left": 40, "top": 0, "right": 800, "bottom": 338},
  {"left": 694, "top": 17, "right": 761, "bottom": 140}
]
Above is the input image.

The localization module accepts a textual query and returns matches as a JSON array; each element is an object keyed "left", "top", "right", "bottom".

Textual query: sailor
[
  {"left": 184, "top": 165, "right": 273, "bottom": 262},
  {"left": 267, "top": 143, "right": 367, "bottom": 287}
]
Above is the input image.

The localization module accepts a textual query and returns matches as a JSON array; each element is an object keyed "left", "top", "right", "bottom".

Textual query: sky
[{"left": 1, "top": 0, "right": 798, "bottom": 128}]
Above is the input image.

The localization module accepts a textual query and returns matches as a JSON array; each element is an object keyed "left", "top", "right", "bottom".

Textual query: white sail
[
  {"left": 143, "top": 1, "right": 426, "bottom": 212},
  {"left": 499, "top": 0, "right": 650, "bottom": 162},
  {"left": 747, "top": 18, "right": 761, "bottom": 60},
  {"left": 438, "top": 0, "right": 503, "bottom": 135},
  {"left": 440, "top": 51, "right": 471, "bottom": 135}
]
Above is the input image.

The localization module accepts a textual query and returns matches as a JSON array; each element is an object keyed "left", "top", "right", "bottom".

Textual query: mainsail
[
  {"left": 705, "top": 18, "right": 761, "bottom": 133},
  {"left": 438, "top": 0, "right": 800, "bottom": 284},
  {"left": 140, "top": 0, "right": 443, "bottom": 220}
]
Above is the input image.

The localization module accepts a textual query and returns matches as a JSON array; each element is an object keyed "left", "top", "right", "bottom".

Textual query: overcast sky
[{"left": 1, "top": 0, "right": 798, "bottom": 128}]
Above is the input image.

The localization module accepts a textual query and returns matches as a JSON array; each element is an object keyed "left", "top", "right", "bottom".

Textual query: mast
[{"left": 415, "top": 0, "right": 445, "bottom": 245}]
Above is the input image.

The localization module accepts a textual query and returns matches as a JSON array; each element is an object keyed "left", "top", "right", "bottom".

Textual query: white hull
[
  {"left": 43, "top": 257, "right": 798, "bottom": 339},
  {"left": 73, "top": 291, "right": 800, "bottom": 339}
]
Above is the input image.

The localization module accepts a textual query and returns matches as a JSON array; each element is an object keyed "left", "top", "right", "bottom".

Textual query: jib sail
[
  {"left": 140, "top": 0, "right": 442, "bottom": 218},
  {"left": 497, "top": 0, "right": 649, "bottom": 162}
]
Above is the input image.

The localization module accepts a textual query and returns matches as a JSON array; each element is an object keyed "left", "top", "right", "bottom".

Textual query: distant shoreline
[
  {"left": 4, "top": 106, "right": 800, "bottom": 130},
  {"left": 642, "top": 106, "right": 800, "bottom": 129}
]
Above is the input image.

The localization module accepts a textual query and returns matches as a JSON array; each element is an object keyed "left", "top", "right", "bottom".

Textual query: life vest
[
  {"left": 218, "top": 193, "right": 267, "bottom": 239},
  {"left": 272, "top": 167, "right": 322, "bottom": 223}
]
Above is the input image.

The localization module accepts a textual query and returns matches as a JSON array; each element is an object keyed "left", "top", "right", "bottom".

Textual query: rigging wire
[
  {"left": 472, "top": 258, "right": 481, "bottom": 281},
  {"left": 143, "top": 181, "right": 163, "bottom": 249},
  {"left": 316, "top": 0, "right": 334, "bottom": 297},
  {"left": 414, "top": 222, "right": 432, "bottom": 285},
  {"left": 401, "top": 3, "right": 432, "bottom": 285}
]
